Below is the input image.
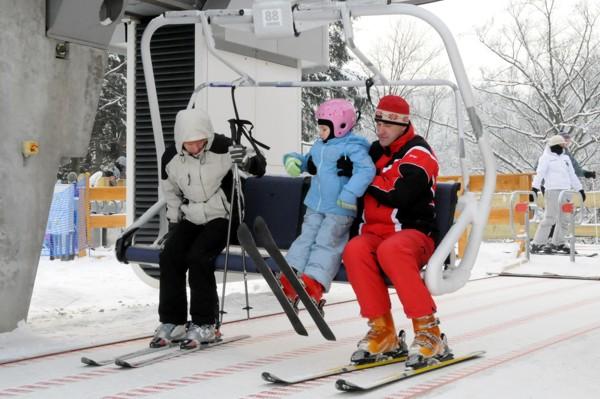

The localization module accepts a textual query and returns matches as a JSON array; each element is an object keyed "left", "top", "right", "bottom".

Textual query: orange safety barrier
[
  {"left": 439, "top": 173, "right": 535, "bottom": 258},
  {"left": 79, "top": 174, "right": 126, "bottom": 256}
]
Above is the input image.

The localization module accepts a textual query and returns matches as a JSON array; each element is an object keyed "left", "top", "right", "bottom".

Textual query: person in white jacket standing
[{"left": 531, "top": 134, "right": 585, "bottom": 254}]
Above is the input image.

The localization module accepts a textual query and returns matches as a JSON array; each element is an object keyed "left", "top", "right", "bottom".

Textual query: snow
[{"left": 1, "top": 241, "right": 599, "bottom": 398}]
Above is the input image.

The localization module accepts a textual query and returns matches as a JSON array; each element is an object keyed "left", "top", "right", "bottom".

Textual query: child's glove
[
  {"left": 337, "top": 199, "right": 357, "bottom": 211},
  {"left": 307, "top": 156, "right": 317, "bottom": 175},
  {"left": 284, "top": 157, "right": 302, "bottom": 177},
  {"left": 336, "top": 155, "right": 353, "bottom": 177}
]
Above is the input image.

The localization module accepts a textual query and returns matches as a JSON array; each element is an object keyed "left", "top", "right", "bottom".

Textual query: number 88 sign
[{"left": 262, "top": 8, "right": 282, "bottom": 27}]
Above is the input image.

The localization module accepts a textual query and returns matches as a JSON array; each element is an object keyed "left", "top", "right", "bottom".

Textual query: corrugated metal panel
[{"left": 134, "top": 22, "right": 195, "bottom": 244}]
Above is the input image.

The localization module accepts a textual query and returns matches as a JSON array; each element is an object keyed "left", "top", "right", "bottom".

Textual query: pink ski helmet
[{"left": 315, "top": 99, "right": 357, "bottom": 138}]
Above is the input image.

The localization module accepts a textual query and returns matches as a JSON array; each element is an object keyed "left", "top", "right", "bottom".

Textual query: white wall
[{"left": 195, "top": 26, "right": 302, "bottom": 176}]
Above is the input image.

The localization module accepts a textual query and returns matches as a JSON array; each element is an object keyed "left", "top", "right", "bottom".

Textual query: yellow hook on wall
[{"left": 22, "top": 140, "right": 40, "bottom": 157}]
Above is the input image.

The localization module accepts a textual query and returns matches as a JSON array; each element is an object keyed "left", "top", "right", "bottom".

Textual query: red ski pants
[{"left": 342, "top": 229, "right": 436, "bottom": 319}]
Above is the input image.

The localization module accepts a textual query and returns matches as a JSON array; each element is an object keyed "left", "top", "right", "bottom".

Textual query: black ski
[
  {"left": 499, "top": 272, "right": 600, "bottom": 281},
  {"left": 253, "top": 216, "right": 336, "bottom": 341},
  {"left": 531, "top": 251, "right": 598, "bottom": 258},
  {"left": 115, "top": 335, "right": 249, "bottom": 368},
  {"left": 236, "top": 223, "right": 309, "bottom": 337},
  {"left": 553, "top": 252, "right": 597, "bottom": 258}
]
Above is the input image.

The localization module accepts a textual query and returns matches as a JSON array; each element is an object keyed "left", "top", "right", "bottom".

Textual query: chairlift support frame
[
  {"left": 135, "top": 1, "right": 497, "bottom": 296},
  {"left": 558, "top": 190, "right": 585, "bottom": 262}
]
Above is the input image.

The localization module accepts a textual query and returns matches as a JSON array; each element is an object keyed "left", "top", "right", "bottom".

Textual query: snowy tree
[
  {"left": 57, "top": 53, "right": 126, "bottom": 180},
  {"left": 301, "top": 22, "right": 368, "bottom": 143},
  {"left": 359, "top": 17, "right": 459, "bottom": 174},
  {"left": 475, "top": 0, "right": 600, "bottom": 173}
]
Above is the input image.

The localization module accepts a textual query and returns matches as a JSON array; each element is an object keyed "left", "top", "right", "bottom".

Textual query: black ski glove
[
  {"left": 228, "top": 144, "right": 247, "bottom": 166},
  {"left": 530, "top": 187, "right": 539, "bottom": 202},
  {"left": 579, "top": 190, "right": 586, "bottom": 203},
  {"left": 336, "top": 155, "right": 353, "bottom": 177},
  {"left": 583, "top": 171, "right": 596, "bottom": 179},
  {"left": 306, "top": 156, "right": 317, "bottom": 175}
]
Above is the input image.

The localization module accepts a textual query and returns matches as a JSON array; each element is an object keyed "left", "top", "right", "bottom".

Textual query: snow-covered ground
[
  {"left": 1, "top": 241, "right": 599, "bottom": 398},
  {"left": 0, "top": 241, "right": 519, "bottom": 361}
]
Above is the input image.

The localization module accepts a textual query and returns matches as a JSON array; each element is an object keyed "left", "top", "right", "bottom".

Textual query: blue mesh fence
[{"left": 42, "top": 183, "right": 78, "bottom": 258}]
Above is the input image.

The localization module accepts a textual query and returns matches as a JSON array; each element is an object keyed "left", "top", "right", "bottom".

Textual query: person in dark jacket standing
[
  {"left": 559, "top": 130, "right": 596, "bottom": 179},
  {"left": 342, "top": 95, "right": 449, "bottom": 367},
  {"left": 151, "top": 107, "right": 266, "bottom": 349}
]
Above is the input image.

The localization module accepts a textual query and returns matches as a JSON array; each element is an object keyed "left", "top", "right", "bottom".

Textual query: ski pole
[{"left": 592, "top": 178, "right": 598, "bottom": 245}]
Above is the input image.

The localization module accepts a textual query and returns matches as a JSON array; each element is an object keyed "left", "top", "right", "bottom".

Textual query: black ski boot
[
  {"left": 530, "top": 243, "right": 544, "bottom": 254},
  {"left": 553, "top": 244, "right": 576, "bottom": 254},
  {"left": 542, "top": 244, "right": 555, "bottom": 254}
]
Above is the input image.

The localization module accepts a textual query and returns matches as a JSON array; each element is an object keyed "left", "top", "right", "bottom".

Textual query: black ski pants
[{"left": 158, "top": 218, "right": 230, "bottom": 326}]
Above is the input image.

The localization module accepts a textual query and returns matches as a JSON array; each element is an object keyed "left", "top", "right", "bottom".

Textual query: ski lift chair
[{"left": 116, "top": 1, "right": 495, "bottom": 298}]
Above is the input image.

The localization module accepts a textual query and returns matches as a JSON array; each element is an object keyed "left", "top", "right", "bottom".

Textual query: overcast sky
[
  {"left": 423, "top": 0, "right": 515, "bottom": 72},
  {"left": 354, "top": 0, "right": 513, "bottom": 76}
]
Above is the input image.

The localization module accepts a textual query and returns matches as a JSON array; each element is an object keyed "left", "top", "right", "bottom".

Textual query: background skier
[{"left": 530, "top": 134, "right": 584, "bottom": 254}]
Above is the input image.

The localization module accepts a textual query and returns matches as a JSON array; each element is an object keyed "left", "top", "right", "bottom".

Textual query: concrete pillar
[{"left": 0, "top": 0, "right": 106, "bottom": 332}]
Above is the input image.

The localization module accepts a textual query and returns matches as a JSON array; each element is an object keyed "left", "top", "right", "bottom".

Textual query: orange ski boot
[
  {"left": 351, "top": 312, "right": 406, "bottom": 364},
  {"left": 406, "top": 314, "right": 451, "bottom": 368}
]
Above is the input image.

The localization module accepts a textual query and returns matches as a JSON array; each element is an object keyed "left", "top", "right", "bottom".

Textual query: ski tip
[
  {"left": 254, "top": 215, "right": 266, "bottom": 228},
  {"left": 335, "top": 378, "right": 361, "bottom": 392},
  {"left": 261, "top": 372, "right": 280, "bottom": 383},
  {"left": 80, "top": 357, "right": 100, "bottom": 366},
  {"left": 237, "top": 223, "right": 255, "bottom": 245},
  {"left": 115, "top": 359, "right": 132, "bottom": 368}
]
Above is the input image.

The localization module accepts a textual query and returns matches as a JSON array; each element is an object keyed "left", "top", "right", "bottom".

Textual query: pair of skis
[
  {"left": 263, "top": 350, "right": 485, "bottom": 391},
  {"left": 240, "top": 218, "right": 485, "bottom": 390},
  {"left": 237, "top": 216, "right": 336, "bottom": 341},
  {"left": 533, "top": 252, "right": 598, "bottom": 258},
  {"left": 81, "top": 335, "right": 249, "bottom": 368}
]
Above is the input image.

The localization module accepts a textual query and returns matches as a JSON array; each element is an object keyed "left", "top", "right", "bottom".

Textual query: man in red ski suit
[{"left": 342, "top": 95, "right": 449, "bottom": 367}]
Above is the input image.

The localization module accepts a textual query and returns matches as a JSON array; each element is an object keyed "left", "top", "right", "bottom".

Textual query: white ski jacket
[
  {"left": 161, "top": 109, "right": 265, "bottom": 225},
  {"left": 532, "top": 149, "right": 582, "bottom": 192}
]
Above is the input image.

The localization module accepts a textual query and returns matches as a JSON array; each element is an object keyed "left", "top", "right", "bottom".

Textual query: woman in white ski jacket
[
  {"left": 531, "top": 134, "right": 585, "bottom": 253},
  {"left": 151, "top": 108, "right": 265, "bottom": 349}
]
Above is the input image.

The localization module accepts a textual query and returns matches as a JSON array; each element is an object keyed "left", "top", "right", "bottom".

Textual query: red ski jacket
[{"left": 358, "top": 125, "right": 439, "bottom": 239}]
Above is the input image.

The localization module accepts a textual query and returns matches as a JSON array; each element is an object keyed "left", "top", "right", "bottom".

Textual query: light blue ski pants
[{"left": 285, "top": 207, "right": 353, "bottom": 291}]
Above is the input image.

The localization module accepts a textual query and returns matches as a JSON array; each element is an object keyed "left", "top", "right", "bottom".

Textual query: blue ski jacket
[{"left": 283, "top": 132, "right": 375, "bottom": 217}]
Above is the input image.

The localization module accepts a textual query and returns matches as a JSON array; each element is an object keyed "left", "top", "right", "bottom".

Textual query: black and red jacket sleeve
[{"left": 365, "top": 136, "right": 439, "bottom": 233}]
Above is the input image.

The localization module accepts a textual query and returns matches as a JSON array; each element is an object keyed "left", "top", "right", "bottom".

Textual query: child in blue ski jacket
[{"left": 281, "top": 98, "right": 375, "bottom": 309}]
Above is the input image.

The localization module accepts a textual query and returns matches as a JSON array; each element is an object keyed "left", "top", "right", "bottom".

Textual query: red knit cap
[{"left": 375, "top": 95, "right": 410, "bottom": 125}]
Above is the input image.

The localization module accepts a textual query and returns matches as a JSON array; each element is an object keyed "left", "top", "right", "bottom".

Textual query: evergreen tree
[{"left": 58, "top": 53, "right": 126, "bottom": 180}]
